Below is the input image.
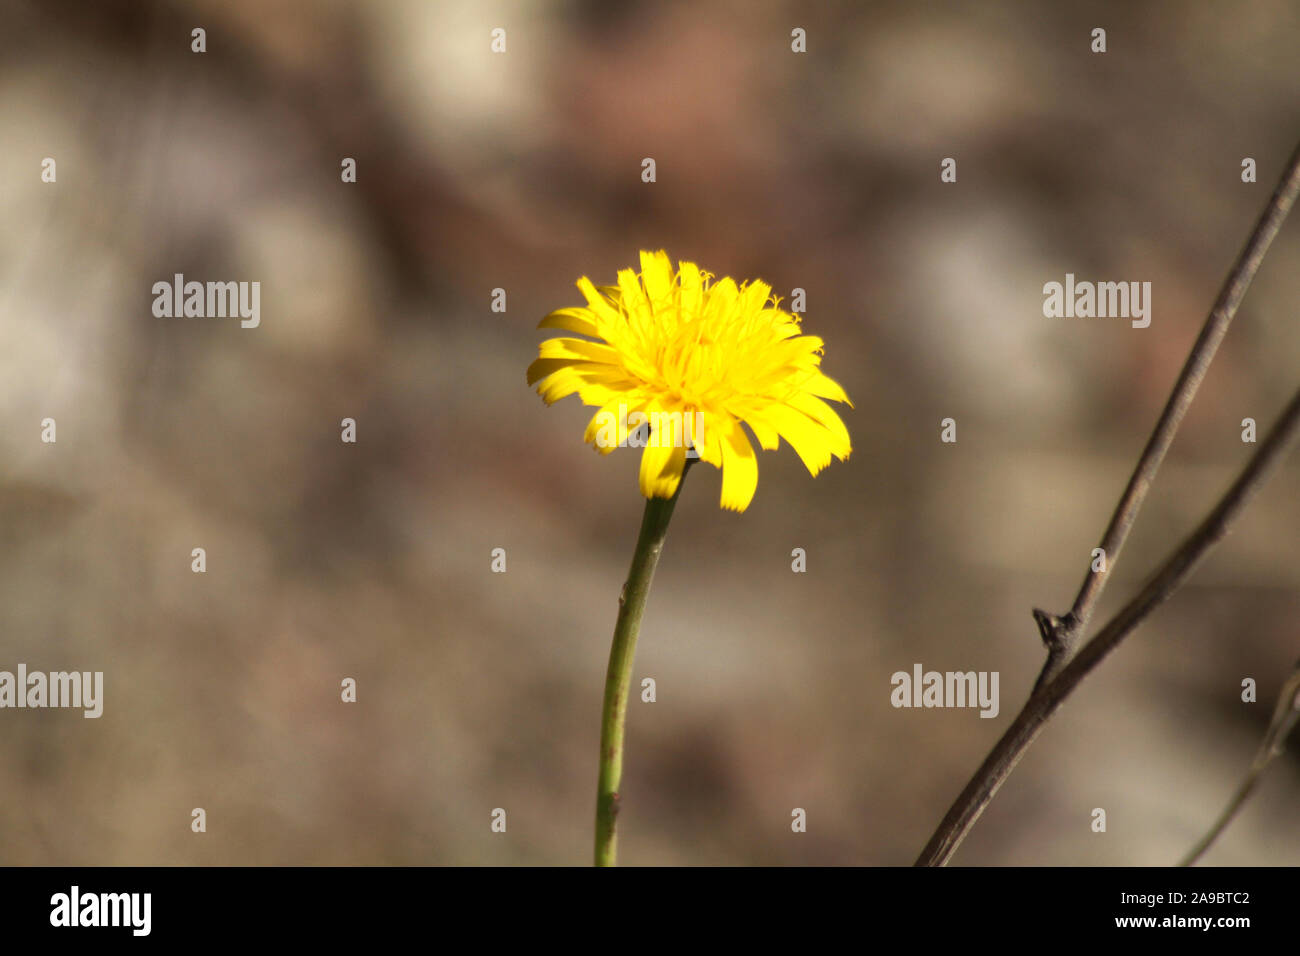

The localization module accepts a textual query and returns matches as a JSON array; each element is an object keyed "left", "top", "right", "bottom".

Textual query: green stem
[{"left": 594, "top": 476, "right": 687, "bottom": 866}]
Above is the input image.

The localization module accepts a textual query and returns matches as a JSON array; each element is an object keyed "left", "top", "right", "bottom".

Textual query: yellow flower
[{"left": 527, "top": 250, "right": 851, "bottom": 511}]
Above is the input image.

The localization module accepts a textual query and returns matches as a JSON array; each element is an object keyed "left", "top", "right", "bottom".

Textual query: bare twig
[
  {"left": 1033, "top": 140, "right": 1300, "bottom": 693},
  {"left": 914, "top": 143, "right": 1300, "bottom": 866},
  {"left": 916, "top": 382, "right": 1300, "bottom": 866},
  {"left": 1179, "top": 662, "right": 1300, "bottom": 866}
]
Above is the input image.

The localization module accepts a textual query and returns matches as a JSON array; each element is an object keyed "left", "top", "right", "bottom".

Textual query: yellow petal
[
  {"left": 616, "top": 268, "right": 650, "bottom": 321},
  {"left": 737, "top": 279, "right": 772, "bottom": 319},
  {"left": 529, "top": 361, "right": 629, "bottom": 405},
  {"left": 750, "top": 403, "right": 836, "bottom": 475},
  {"left": 786, "top": 392, "right": 852, "bottom": 458},
  {"left": 584, "top": 397, "right": 644, "bottom": 454},
  {"left": 578, "top": 277, "right": 624, "bottom": 326},
  {"left": 678, "top": 261, "right": 704, "bottom": 318},
  {"left": 803, "top": 370, "right": 851, "bottom": 406},
  {"left": 745, "top": 415, "right": 780, "bottom": 450},
  {"left": 537, "top": 337, "right": 623, "bottom": 365},
  {"left": 692, "top": 412, "right": 725, "bottom": 467},
  {"left": 638, "top": 430, "right": 687, "bottom": 499},
  {"left": 718, "top": 417, "right": 759, "bottom": 511},
  {"left": 702, "top": 276, "right": 739, "bottom": 325},
  {"left": 639, "top": 250, "right": 674, "bottom": 307},
  {"left": 526, "top": 356, "right": 577, "bottom": 387},
  {"left": 538, "top": 308, "right": 600, "bottom": 338}
]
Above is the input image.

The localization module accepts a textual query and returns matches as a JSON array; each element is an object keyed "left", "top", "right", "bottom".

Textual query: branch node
[{"left": 1031, "top": 608, "right": 1072, "bottom": 653}]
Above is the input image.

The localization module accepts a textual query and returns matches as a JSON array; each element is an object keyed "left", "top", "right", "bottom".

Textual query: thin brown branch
[
  {"left": 1179, "top": 662, "right": 1300, "bottom": 866},
  {"left": 1033, "top": 140, "right": 1300, "bottom": 692},
  {"left": 916, "top": 382, "right": 1300, "bottom": 866}
]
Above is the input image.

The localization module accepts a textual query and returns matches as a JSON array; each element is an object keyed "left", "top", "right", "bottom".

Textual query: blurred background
[{"left": 1, "top": 0, "right": 1298, "bottom": 865}]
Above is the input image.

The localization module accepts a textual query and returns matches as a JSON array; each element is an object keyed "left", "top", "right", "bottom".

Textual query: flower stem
[{"left": 594, "top": 477, "right": 687, "bottom": 866}]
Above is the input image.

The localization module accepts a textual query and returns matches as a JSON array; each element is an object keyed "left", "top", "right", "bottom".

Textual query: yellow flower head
[{"left": 527, "top": 250, "right": 851, "bottom": 511}]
